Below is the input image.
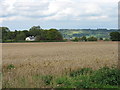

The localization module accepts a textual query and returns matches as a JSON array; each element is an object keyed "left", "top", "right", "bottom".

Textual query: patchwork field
[{"left": 2, "top": 42, "right": 118, "bottom": 88}]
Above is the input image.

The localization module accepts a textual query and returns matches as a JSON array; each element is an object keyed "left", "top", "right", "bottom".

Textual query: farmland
[
  {"left": 59, "top": 29, "right": 119, "bottom": 39},
  {"left": 2, "top": 42, "right": 118, "bottom": 88}
]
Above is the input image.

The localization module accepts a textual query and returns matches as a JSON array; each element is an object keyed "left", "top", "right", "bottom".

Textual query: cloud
[
  {"left": 0, "top": 0, "right": 118, "bottom": 29},
  {"left": 87, "top": 15, "right": 108, "bottom": 20}
]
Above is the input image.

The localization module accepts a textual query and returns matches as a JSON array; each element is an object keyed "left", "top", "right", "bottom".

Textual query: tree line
[
  {"left": 1, "top": 26, "right": 63, "bottom": 42},
  {"left": 71, "top": 32, "right": 120, "bottom": 42},
  {"left": 0, "top": 26, "right": 120, "bottom": 42}
]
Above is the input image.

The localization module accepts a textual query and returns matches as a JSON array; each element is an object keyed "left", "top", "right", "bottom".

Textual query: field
[
  {"left": 2, "top": 42, "right": 118, "bottom": 88},
  {"left": 59, "top": 29, "right": 117, "bottom": 39}
]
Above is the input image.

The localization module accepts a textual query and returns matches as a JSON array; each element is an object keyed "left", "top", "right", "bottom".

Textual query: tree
[
  {"left": 23, "top": 30, "right": 30, "bottom": 37},
  {"left": 1, "top": 26, "right": 63, "bottom": 42},
  {"left": 29, "top": 26, "right": 42, "bottom": 31},
  {"left": 29, "top": 26, "right": 42, "bottom": 36},
  {"left": 35, "top": 35, "right": 41, "bottom": 41},
  {"left": 46, "top": 29, "right": 63, "bottom": 40},
  {"left": 0, "top": 27, "right": 10, "bottom": 33},
  {"left": 0, "top": 27, "right": 10, "bottom": 41},
  {"left": 87, "top": 36, "right": 97, "bottom": 41},
  {"left": 104, "top": 38, "right": 110, "bottom": 41},
  {"left": 80, "top": 36, "right": 87, "bottom": 41},
  {"left": 99, "top": 38, "right": 103, "bottom": 40},
  {"left": 110, "top": 32, "right": 120, "bottom": 41},
  {"left": 7, "top": 32, "right": 15, "bottom": 41},
  {"left": 16, "top": 32, "right": 26, "bottom": 41},
  {"left": 73, "top": 37, "right": 79, "bottom": 41},
  {"left": 35, "top": 30, "right": 48, "bottom": 41}
]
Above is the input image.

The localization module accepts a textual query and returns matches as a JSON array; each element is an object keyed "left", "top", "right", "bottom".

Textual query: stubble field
[{"left": 2, "top": 42, "right": 118, "bottom": 88}]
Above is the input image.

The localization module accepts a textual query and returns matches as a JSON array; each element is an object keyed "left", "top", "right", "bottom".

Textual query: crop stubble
[
  {"left": 3, "top": 42, "right": 118, "bottom": 74},
  {"left": 2, "top": 42, "right": 119, "bottom": 87}
]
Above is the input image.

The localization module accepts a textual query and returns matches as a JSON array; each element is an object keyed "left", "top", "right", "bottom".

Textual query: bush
[
  {"left": 55, "top": 76, "right": 74, "bottom": 88},
  {"left": 91, "top": 67, "right": 120, "bottom": 85},
  {"left": 40, "top": 67, "right": 120, "bottom": 88},
  {"left": 87, "top": 36, "right": 97, "bottom": 41},
  {"left": 72, "top": 37, "right": 79, "bottom": 42},
  {"left": 7, "top": 64, "right": 15, "bottom": 69},
  {"left": 74, "top": 75, "right": 92, "bottom": 88},
  {"left": 41, "top": 75, "right": 53, "bottom": 85},
  {"left": 55, "top": 77, "right": 71, "bottom": 85},
  {"left": 55, "top": 67, "right": 120, "bottom": 88},
  {"left": 80, "top": 36, "right": 87, "bottom": 41},
  {"left": 104, "top": 38, "right": 110, "bottom": 41},
  {"left": 70, "top": 68, "right": 93, "bottom": 77}
]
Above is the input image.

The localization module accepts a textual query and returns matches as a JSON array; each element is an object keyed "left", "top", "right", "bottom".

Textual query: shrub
[
  {"left": 55, "top": 77, "right": 70, "bottom": 85},
  {"left": 41, "top": 75, "right": 53, "bottom": 85},
  {"left": 87, "top": 36, "right": 97, "bottom": 41},
  {"left": 7, "top": 64, "right": 15, "bottom": 69},
  {"left": 80, "top": 36, "right": 87, "bottom": 41},
  {"left": 104, "top": 38, "right": 110, "bottom": 41},
  {"left": 70, "top": 68, "right": 93, "bottom": 77},
  {"left": 55, "top": 76, "right": 74, "bottom": 88},
  {"left": 74, "top": 75, "right": 92, "bottom": 88},
  {"left": 91, "top": 67, "right": 120, "bottom": 86},
  {"left": 72, "top": 37, "right": 79, "bottom": 42}
]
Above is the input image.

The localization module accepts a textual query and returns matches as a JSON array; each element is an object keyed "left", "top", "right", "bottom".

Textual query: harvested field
[{"left": 2, "top": 42, "right": 118, "bottom": 88}]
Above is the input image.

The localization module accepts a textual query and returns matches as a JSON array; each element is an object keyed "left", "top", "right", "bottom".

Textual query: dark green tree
[
  {"left": 110, "top": 32, "right": 120, "bottom": 41},
  {"left": 1, "top": 26, "right": 63, "bottom": 42},
  {"left": 16, "top": 32, "right": 26, "bottom": 41},
  {"left": 0, "top": 27, "right": 10, "bottom": 41},
  {"left": 29, "top": 26, "right": 42, "bottom": 31},
  {"left": 29, "top": 26, "right": 42, "bottom": 36},
  {"left": 7, "top": 32, "right": 15, "bottom": 41},
  {"left": 80, "top": 36, "right": 87, "bottom": 41},
  {"left": 23, "top": 30, "right": 30, "bottom": 37},
  {"left": 99, "top": 38, "right": 103, "bottom": 40},
  {"left": 73, "top": 37, "right": 79, "bottom": 41},
  {"left": 87, "top": 36, "right": 97, "bottom": 41},
  {"left": 46, "top": 29, "right": 63, "bottom": 40}
]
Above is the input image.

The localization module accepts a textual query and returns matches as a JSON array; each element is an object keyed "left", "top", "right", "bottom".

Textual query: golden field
[{"left": 2, "top": 42, "right": 118, "bottom": 88}]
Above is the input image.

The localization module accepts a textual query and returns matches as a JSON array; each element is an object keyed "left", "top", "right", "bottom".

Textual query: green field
[{"left": 59, "top": 29, "right": 118, "bottom": 39}]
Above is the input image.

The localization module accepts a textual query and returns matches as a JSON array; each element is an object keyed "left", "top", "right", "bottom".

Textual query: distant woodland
[
  {"left": 0, "top": 26, "right": 120, "bottom": 42},
  {"left": 1, "top": 26, "right": 63, "bottom": 42}
]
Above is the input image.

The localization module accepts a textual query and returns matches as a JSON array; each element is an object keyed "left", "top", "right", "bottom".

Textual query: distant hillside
[{"left": 59, "top": 29, "right": 118, "bottom": 39}]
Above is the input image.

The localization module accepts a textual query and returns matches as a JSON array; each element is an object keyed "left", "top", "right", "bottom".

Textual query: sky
[{"left": 0, "top": 0, "right": 119, "bottom": 30}]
